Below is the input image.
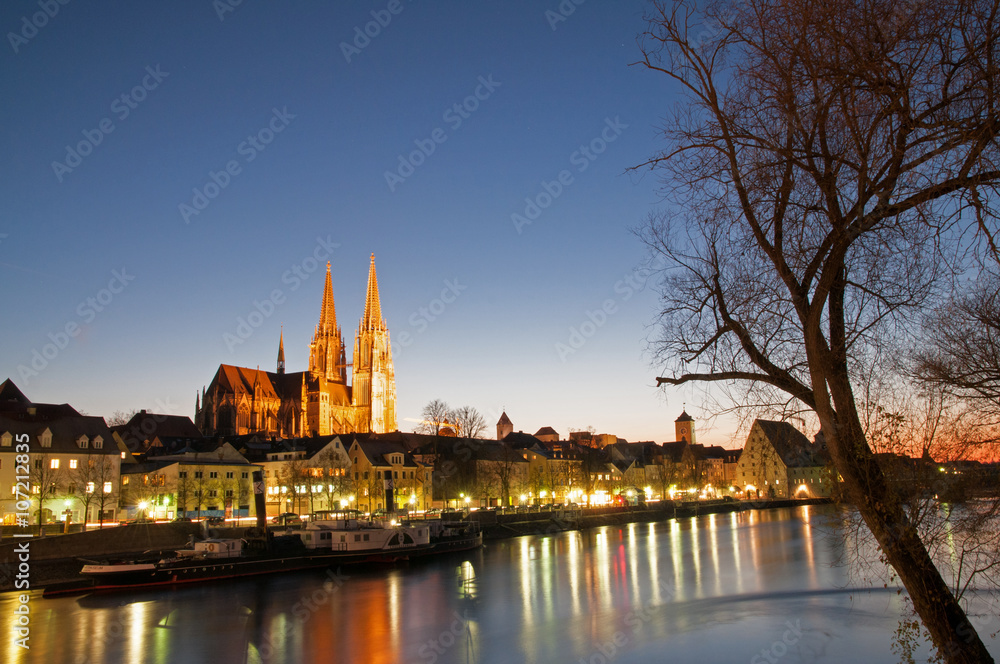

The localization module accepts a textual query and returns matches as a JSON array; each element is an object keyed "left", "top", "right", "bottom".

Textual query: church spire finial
[
  {"left": 277, "top": 326, "right": 286, "bottom": 374},
  {"left": 317, "top": 261, "right": 337, "bottom": 335},
  {"left": 362, "top": 253, "right": 383, "bottom": 330}
]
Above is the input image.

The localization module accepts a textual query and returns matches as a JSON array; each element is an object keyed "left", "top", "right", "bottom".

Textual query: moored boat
[{"left": 73, "top": 517, "right": 434, "bottom": 592}]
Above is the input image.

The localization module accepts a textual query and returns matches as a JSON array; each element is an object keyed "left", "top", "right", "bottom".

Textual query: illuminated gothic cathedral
[{"left": 195, "top": 255, "right": 397, "bottom": 437}]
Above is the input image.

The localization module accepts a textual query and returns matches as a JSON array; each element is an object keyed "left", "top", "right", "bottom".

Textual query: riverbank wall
[
  {"left": 0, "top": 498, "right": 830, "bottom": 591},
  {"left": 473, "top": 497, "right": 831, "bottom": 539}
]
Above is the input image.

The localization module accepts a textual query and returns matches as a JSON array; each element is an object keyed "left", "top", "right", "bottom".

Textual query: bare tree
[
  {"left": 483, "top": 444, "right": 525, "bottom": 507},
  {"left": 451, "top": 406, "right": 487, "bottom": 439},
  {"left": 636, "top": 1, "right": 1000, "bottom": 660},
  {"left": 176, "top": 471, "right": 193, "bottom": 519},
  {"left": 915, "top": 273, "right": 1000, "bottom": 424},
  {"left": 69, "top": 464, "right": 96, "bottom": 531},
  {"left": 276, "top": 459, "right": 312, "bottom": 515},
  {"left": 315, "top": 449, "right": 350, "bottom": 511},
  {"left": 416, "top": 399, "right": 451, "bottom": 434},
  {"left": 106, "top": 409, "right": 139, "bottom": 427},
  {"left": 653, "top": 455, "right": 682, "bottom": 500},
  {"left": 577, "top": 445, "right": 606, "bottom": 505},
  {"left": 29, "top": 452, "right": 63, "bottom": 531}
]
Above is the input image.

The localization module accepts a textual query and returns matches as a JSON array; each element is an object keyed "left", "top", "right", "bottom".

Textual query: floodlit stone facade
[{"left": 196, "top": 255, "right": 397, "bottom": 438}]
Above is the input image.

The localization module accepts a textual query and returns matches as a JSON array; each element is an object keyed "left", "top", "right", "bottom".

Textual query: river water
[{"left": 5, "top": 505, "right": 998, "bottom": 664}]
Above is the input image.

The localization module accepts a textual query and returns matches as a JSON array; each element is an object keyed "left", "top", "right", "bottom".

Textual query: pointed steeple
[
  {"left": 309, "top": 262, "right": 346, "bottom": 382},
  {"left": 317, "top": 262, "right": 338, "bottom": 335},
  {"left": 362, "top": 253, "right": 384, "bottom": 330},
  {"left": 277, "top": 326, "right": 286, "bottom": 374}
]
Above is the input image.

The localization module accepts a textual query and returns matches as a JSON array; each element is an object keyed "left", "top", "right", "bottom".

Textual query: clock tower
[{"left": 675, "top": 410, "right": 695, "bottom": 444}]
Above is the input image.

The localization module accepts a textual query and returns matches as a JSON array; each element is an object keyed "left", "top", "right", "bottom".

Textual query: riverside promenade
[{"left": 467, "top": 497, "right": 832, "bottom": 539}]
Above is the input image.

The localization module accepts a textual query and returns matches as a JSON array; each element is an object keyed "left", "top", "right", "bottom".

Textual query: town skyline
[
  {"left": 2, "top": 251, "right": 743, "bottom": 448},
  {"left": 0, "top": 1, "right": 747, "bottom": 446}
]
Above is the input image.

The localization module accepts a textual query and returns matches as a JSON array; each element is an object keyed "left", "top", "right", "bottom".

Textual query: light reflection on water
[{"left": 5, "top": 505, "right": 998, "bottom": 664}]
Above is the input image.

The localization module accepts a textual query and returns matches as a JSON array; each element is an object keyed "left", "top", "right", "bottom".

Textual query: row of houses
[{"left": 1, "top": 378, "right": 838, "bottom": 526}]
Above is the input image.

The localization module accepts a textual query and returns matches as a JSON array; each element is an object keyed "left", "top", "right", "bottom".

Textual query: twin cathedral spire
[
  {"left": 195, "top": 254, "right": 395, "bottom": 438},
  {"left": 302, "top": 255, "right": 396, "bottom": 434}
]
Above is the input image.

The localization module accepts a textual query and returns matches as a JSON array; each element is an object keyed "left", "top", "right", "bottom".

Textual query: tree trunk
[{"left": 813, "top": 349, "right": 993, "bottom": 662}]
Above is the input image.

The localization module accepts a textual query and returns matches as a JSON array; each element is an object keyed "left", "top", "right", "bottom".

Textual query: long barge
[{"left": 43, "top": 515, "right": 481, "bottom": 596}]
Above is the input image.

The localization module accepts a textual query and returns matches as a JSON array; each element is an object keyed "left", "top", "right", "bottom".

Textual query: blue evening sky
[{"left": 0, "top": 0, "right": 738, "bottom": 446}]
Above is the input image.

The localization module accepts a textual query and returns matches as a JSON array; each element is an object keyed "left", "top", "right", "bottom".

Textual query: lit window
[
  {"left": 86, "top": 482, "right": 95, "bottom": 493},
  {"left": 50, "top": 459, "right": 60, "bottom": 469},
  {"left": 69, "top": 459, "right": 78, "bottom": 469}
]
